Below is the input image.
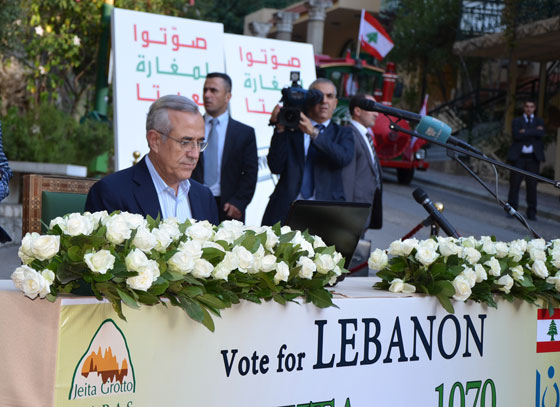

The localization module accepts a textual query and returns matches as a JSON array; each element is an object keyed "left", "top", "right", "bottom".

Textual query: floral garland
[
  {"left": 368, "top": 236, "right": 560, "bottom": 313},
  {"left": 11, "top": 211, "right": 346, "bottom": 331}
]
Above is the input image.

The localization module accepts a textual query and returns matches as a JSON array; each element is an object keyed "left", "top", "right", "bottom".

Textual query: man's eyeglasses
[{"left": 153, "top": 130, "right": 208, "bottom": 152}]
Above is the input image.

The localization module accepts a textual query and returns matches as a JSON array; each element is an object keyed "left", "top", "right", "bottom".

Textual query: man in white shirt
[
  {"left": 192, "top": 73, "right": 258, "bottom": 222},
  {"left": 342, "top": 94, "right": 383, "bottom": 233}
]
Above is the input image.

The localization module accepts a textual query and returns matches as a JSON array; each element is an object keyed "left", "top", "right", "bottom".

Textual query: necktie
[
  {"left": 367, "top": 131, "right": 381, "bottom": 188},
  {"left": 204, "top": 118, "right": 219, "bottom": 186},
  {"left": 300, "top": 124, "right": 324, "bottom": 199}
]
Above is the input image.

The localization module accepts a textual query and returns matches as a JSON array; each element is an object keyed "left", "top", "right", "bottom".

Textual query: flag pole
[{"left": 355, "top": 9, "right": 364, "bottom": 58}]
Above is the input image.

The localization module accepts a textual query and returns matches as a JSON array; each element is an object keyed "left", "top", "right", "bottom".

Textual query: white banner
[
  {"left": 111, "top": 8, "right": 224, "bottom": 169},
  {"left": 223, "top": 34, "right": 316, "bottom": 226}
]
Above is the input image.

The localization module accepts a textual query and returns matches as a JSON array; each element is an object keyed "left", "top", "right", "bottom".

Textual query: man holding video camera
[{"left": 262, "top": 78, "right": 354, "bottom": 226}]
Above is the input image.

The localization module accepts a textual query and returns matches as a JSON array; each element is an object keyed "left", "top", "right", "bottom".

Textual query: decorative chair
[{"left": 22, "top": 174, "right": 98, "bottom": 235}]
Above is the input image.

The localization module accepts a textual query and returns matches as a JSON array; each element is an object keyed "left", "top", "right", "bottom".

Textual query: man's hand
[
  {"left": 270, "top": 104, "right": 286, "bottom": 133},
  {"left": 299, "top": 112, "right": 315, "bottom": 137},
  {"left": 223, "top": 202, "right": 242, "bottom": 220}
]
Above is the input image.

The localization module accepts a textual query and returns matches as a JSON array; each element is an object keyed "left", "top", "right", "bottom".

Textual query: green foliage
[{"left": 1, "top": 101, "right": 113, "bottom": 166}]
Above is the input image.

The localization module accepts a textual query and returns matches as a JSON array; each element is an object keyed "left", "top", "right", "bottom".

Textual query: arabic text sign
[{"left": 112, "top": 8, "right": 224, "bottom": 169}]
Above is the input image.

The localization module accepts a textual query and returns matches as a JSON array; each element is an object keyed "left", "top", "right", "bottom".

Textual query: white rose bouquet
[
  {"left": 369, "top": 236, "right": 560, "bottom": 314},
  {"left": 11, "top": 212, "right": 347, "bottom": 331}
]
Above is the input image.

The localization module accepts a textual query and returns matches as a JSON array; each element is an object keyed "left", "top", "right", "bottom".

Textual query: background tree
[{"left": 387, "top": 0, "right": 462, "bottom": 108}]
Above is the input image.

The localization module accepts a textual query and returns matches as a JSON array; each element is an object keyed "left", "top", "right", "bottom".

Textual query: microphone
[
  {"left": 412, "top": 188, "right": 460, "bottom": 238},
  {"left": 357, "top": 99, "right": 483, "bottom": 155}
]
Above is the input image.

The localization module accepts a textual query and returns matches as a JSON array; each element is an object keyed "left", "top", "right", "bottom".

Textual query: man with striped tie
[
  {"left": 262, "top": 78, "right": 354, "bottom": 226},
  {"left": 342, "top": 94, "right": 383, "bottom": 234}
]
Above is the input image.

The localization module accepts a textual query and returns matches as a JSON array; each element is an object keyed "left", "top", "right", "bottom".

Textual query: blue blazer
[
  {"left": 262, "top": 121, "right": 354, "bottom": 226},
  {"left": 85, "top": 157, "right": 219, "bottom": 225}
]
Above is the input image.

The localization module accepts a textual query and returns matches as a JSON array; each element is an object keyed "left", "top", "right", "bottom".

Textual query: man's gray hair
[
  {"left": 309, "top": 78, "right": 337, "bottom": 97},
  {"left": 146, "top": 95, "right": 200, "bottom": 135}
]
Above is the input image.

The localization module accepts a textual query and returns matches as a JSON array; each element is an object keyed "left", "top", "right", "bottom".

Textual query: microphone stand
[{"left": 388, "top": 120, "right": 558, "bottom": 238}]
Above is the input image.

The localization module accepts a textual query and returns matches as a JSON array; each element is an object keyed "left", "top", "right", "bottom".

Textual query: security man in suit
[
  {"left": 86, "top": 95, "right": 219, "bottom": 225},
  {"left": 342, "top": 94, "right": 383, "bottom": 235},
  {"left": 192, "top": 72, "right": 258, "bottom": 222},
  {"left": 262, "top": 78, "right": 354, "bottom": 226},
  {"left": 507, "top": 99, "right": 545, "bottom": 220}
]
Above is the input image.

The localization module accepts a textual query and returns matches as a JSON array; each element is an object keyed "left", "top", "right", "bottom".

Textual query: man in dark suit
[
  {"left": 85, "top": 95, "right": 219, "bottom": 225},
  {"left": 342, "top": 94, "right": 383, "bottom": 234},
  {"left": 192, "top": 72, "right": 258, "bottom": 222},
  {"left": 0, "top": 121, "right": 13, "bottom": 242},
  {"left": 507, "top": 99, "right": 545, "bottom": 220},
  {"left": 262, "top": 78, "right": 354, "bottom": 226}
]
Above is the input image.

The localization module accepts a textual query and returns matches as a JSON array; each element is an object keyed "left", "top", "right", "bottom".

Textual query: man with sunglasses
[{"left": 85, "top": 95, "right": 219, "bottom": 224}]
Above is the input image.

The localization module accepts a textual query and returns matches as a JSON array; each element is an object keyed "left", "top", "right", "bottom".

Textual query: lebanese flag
[
  {"left": 537, "top": 309, "right": 560, "bottom": 353},
  {"left": 358, "top": 10, "right": 394, "bottom": 60}
]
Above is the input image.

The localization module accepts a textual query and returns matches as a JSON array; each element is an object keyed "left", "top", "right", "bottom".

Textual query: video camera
[{"left": 277, "top": 71, "right": 323, "bottom": 130}]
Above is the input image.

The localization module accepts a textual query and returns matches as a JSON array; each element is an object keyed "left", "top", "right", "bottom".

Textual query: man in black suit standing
[
  {"left": 192, "top": 72, "right": 258, "bottom": 222},
  {"left": 507, "top": 99, "right": 545, "bottom": 220},
  {"left": 262, "top": 78, "right": 354, "bottom": 226},
  {"left": 342, "top": 94, "right": 383, "bottom": 235}
]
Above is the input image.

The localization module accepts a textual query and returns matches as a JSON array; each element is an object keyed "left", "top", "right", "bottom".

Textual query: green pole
[{"left": 94, "top": 0, "right": 114, "bottom": 117}]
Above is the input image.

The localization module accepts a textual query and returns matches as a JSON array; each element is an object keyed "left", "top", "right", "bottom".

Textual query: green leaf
[
  {"left": 436, "top": 293, "right": 455, "bottom": 314},
  {"left": 181, "top": 286, "right": 204, "bottom": 297},
  {"left": 135, "top": 291, "right": 160, "bottom": 305},
  {"left": 178, "top": 296, "right": 204, "bottom": 322},
  {"left": 67, "top": 245, "right": 82, "bottom": 262},
  {"left": 200, "top": 306, "right": 216, "bottom": 332},
  {"left": 148, "top": 280, "right": 169, "bottom": 296},
  {"left": 161, "top": 270, "right": 187, "bottom": 281},
  {"left": 117, "top": 288, "right": 140, "bottom": 309},
  {"left": 197, "top": 293, "right": 226, "bottom": 310},
  {"left": 307, "top": 288, "right": 334, "bottom": 308}
]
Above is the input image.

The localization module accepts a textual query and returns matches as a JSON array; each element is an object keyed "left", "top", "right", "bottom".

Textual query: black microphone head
[
  {"left": 412, "top": 187, "right": 428, "bottom": 204},
  {"left": 356, "top": 98, "right": 377, "bottom": 112}
]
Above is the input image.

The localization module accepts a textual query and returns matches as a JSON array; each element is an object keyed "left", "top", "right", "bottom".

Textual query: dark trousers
[{"left": 507, "top": 154, "right": 540, "bottom": 217}]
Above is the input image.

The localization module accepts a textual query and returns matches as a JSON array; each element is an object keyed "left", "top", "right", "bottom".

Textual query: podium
[{"left": 1, "top": 278, "right": 558, "bottom": 406}]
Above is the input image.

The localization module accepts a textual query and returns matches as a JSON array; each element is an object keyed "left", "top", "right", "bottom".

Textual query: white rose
[
  {"left": 126, "top": 270, "right": 153, "bottom": 291},
  {"left": 212, "top": 263, "right": 232, "bottom": 280},
  {"left": 415, "top": 245, "right": 439, "bottom": 266},
  {"left": 528, "top": 238, "right": 547, "bottom": 251},
  {"left": 389, "top": 278, "right": 416, "bottom": 294},
  {"left": 214, "top": 228, "right": 237, "bottom": 244},
  {"left": 264, "top": 228, "right": 279, "bottom": 251},
  {"left": 232, "top": 246, "right": 254, "bottom": 273},
  {"left": 461, "top": 266, "right": 477, "bottom": 288},
  {"left": 497, "top": 274, "right": 514, "bottom": 293},
  {"left": 550, "top": 249, "right": 560, "bottom": 269},
  {"left": 64, "top": 213, "right": 95, "bottom": 236},
  {"left": 494, "top": 242, "right": 509, "bottom": 258},
  {"left": 259, "top": 254, "right": 278, "bottom": 272},
  {"left": 168, "top": 251, "right": 195, "bottom": 275},
  {"left": 529, "top": 247, "right": 546, "bottom": 262},
  {"left": 49, "top": 216, "right": 67, "bottom": 231},
  {"left": 132, "top": 227, "right": 157, "bottom": 253},
  {"left": 125, "top": 248, "right": 149, "bottom": 271},
  {"left": 215, "top": 220, "right": 244, "bottom": 244},
  {"left": 280, "top": 225, "right": 292, "bottom": 234},
  {"left": 106, "top": 216, "right": 132, "bottom": 245},
  {"left": 84, "top": 250, "right": 115, "bottom": 274},
  {"left": 484, "top": 257, "right": 501, "bottom": 277},
  {"left": 120, "top": 212, "right": 146, "bottom": 230},
  {"left": 368, "top": 249, "right": 388, "bottom": 271},
  {"left": 313, "top": 235, "right": 326, "bottom": 249},
  {"left": 315, "top": 253, "right": 336, "bottom": 274},
  {"left": 438, "top": 240, "right": 462, "bottom": 257},
  {"left": 140, "top": 259, "right": 160, "bottom": 281},
  {"left": 387, "top": 240, "right": 404, "bottom": 256},
  {"left": 179, "top": 240, "right": 203, "bottom": 259},
  {"left": 474, "top": 264, "right": 488, "bottom": 283},
  {"left": 11, "top": 265, "right": 34, "bottom": 290},
  {"left": 452, "top": 275, "right": 472, "bottom": 301},
  {"left": 18, "top": 232, "right": 38, "bottom": 264},
  {"left": 152, "top": 228, "right": 173, "bottom": 253},
  {"left": 297, "top": 256, "right": 316, "bottom": 279},
  {"left": 30, "top": 235, "right": 60, "bottom": 261},
  {"left": 202, "top": 241, "right": 226, "bottom": 252},
  {"left": 192, "top": 258, "right": 214, "bottom": 278},
  {"left": 462, "top": 247, "right": 481, "bottom": 265},
  {"left": 532, "top": 260, "right": 549, "bottom": 279},
  {"left": 21, "top": 267, "right": 50, "bottom": 299},
  {"left": 41, "top": 269, "right": 55, "bottom": 285},
  {"left": 459, "top": 236, "right": 477, "bottom": 248},
  {"left": 511, "top": 265, "right": 524, "bottom": 282},
  {"left": 509, "top": 240, "right": 527, "bottom": 261},
  {"left": 401, "top": 238, "right": 419, "bottom": 255},
  {"left": 89, "top": 210, "right": 110, "bottom": 227},
  {"left": 159, "top": 221, "right": 181, "bottom": 241},
  {"left": 221, "top": 251, "right": 239, "bottom": 271},
  {"left": 481, "top": 239, "right": 497, "bottom": 255},
  {"left": 552, "top": 239, "right": 560, "bottom": 249},
  {"left": 328, "top": 276, "right": 338, "bottom": 286},
  {"left": 546, "top": 273, "right": 560, "bottom": 292},
  {"left": 187, "top": 221, "right": 214, "bottom": 242},
  {"left": 274, "top": 261, "right": 290, "bottom": 284}
]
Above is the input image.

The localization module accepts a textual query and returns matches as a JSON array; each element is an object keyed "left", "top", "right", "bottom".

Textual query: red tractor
[{"left": 316, "top": 56, "right": 429, "bottom": 184}]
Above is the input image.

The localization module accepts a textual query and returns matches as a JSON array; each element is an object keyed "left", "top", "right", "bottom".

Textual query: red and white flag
[
  {"left": 358, "top": 10, "right": 394, "bottom": 60},
  {"left": 419, "top": 94, "right": 430, "bottom": 116},
  {"left": 537, "top": 309, "right": 560, "bottom": 353}
]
